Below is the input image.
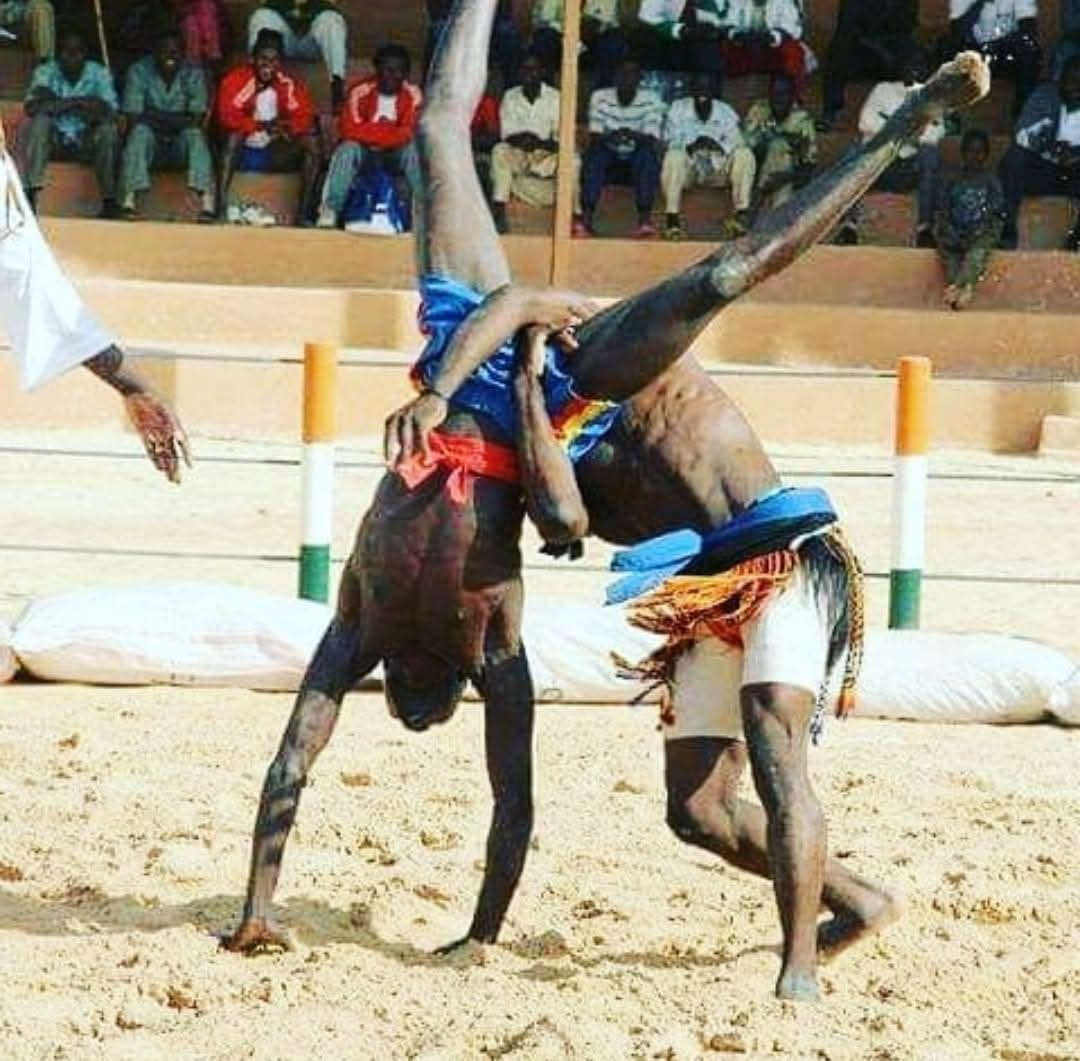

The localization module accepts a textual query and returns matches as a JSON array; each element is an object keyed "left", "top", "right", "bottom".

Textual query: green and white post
[
  {"left": 888, "top": 355, "right": 931, "bottom": 628},
  {"left": 299, "top": 341, "right": 337, "bottom": 602}
]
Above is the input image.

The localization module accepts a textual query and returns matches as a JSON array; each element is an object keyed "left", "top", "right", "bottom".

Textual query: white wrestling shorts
[{"left": 665, "top": 562, "right": 831, "bottom": 742}]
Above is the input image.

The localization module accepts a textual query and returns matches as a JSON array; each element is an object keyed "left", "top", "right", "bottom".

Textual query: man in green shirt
[
  {"left": 247, "top": 0, "right": 347, "bottom": 110},
  {"left": 119, "top": 29, "right": 214, "bottom": 220},
  {"left": 23, "top": 31, "right": 120, "bottom": 218},
  {"left": 0, "top": 0, "right": 53, "bottom": 63},
  {"left": 744, "top": 71, "right": 817, "bottom": 210}
]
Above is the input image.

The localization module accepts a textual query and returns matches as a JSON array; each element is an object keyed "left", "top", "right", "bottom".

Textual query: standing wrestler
[
  {"left": 0, "top": 117, "right": 189, "bottom": 480},
  {"left": 225, "top": 0, "right": 986, "bottom": 1002}
]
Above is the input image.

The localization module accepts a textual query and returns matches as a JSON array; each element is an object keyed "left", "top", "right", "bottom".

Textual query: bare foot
[
  {"left": 220, "top": 918, "right": 294, "bottom": 955},
  {"left": 775, "top": 967, "right": 821, "bottom": 1002},
  {"left": 818, "top": 891, "right": 903, "bottom": 961}
]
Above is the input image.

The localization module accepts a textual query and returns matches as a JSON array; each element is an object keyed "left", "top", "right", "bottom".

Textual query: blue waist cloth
[
  {"left": 606, "top": 487, "right": 838, "bottom": 605},
  {"left": 411, "top": 274, "right": 619, "bottom": 463}
]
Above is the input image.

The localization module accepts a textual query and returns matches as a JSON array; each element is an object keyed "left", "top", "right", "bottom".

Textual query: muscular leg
[
  {"left": 666, "top": 737, "right": 899, "bottom": 966},
  {"left": 223, "top": 616, "right": 380, "bottom": 952},
  {"left": 413, "top": 0, "right": 511, "bottom": 293},
  {"left": 741, "top": 682, "right": 825, "bottom": 1001},
  {"left": 567, "top": 53, "right": 989, "bottom": 401}
]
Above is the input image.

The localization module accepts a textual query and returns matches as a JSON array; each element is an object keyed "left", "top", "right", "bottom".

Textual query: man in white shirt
[
  {"left": 835, "top": 49, "right": 945, "bottom": 246},
  {"left": 632, "top": 0, "right": 724, "bottom": 76},
  {"left": 946, "top": 0, "right": 1041, "bottom": 117},
  {"left": 660, "top": 71, "right": 756, "bottom": 238},
  {"left": 999, "top": 54, "right": 1080, "bottom": 248},
  {"left": 576, "top": 56, "right": 664, "bottom": 237},
  {"left": 490, "top": 52, "right": 561, "bottom": 233},
  {"left": 718, "top": 0, "right": 812, "bottom": 94},
  {"left": 0, "top": 121, "right": 189, "bottom": 481},
  {"left": 530, "top": 0, "right": 627, "bottom": 86}
]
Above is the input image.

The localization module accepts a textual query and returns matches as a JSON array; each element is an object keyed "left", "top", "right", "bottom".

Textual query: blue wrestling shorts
[{"left": 410, "top": 274, "right": 620, "bottom": 464}]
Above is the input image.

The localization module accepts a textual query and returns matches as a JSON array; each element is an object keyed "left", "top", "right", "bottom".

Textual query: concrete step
[{"left": 2, "top": 339, "right": 1076, "bottom": 453}]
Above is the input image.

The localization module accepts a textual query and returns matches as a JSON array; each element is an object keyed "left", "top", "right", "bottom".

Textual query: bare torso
[{"left": 575, "top": 358, "right": 781, "bottom": 545}]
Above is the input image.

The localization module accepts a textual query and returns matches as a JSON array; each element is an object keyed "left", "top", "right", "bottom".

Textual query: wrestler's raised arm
[
  {"left": 513, "top": 325, "right": 588, "bottom": 549},
  {"left": 384, "top": 285, "right": 599, "bottom": 469}
]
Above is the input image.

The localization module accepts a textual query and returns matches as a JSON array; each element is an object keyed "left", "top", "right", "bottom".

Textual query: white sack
[
  {"left": 521, "top": 597, "right": 663, "bottom": 703},
  {"left": 0, "top": 618, "right": 16, "bottom": 683},
  {"left": 11, "top": 583, "right": 333, "bottom": 690},
  {"left": 826, "top": 629, "right": 1077, "bottom": 725}
]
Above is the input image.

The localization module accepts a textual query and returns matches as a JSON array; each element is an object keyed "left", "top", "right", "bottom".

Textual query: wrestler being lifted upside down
[{"left": 225, "top": 0, "right": 988, "bottom": 1003}]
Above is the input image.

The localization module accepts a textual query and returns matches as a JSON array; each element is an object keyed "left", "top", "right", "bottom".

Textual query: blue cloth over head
[
  {"left": 606, "top": 487, "right": 838, "bottom": 605},
  {"left": 411, "top": 274, "right": 620, "bottom": 463}
]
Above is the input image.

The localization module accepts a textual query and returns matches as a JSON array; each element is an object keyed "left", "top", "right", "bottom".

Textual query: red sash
[{"left": 395, "top": 430, "right": 520, "bottom": 504}]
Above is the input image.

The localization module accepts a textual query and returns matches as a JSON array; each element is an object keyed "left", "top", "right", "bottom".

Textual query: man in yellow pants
[{"left": 660, "top": 72, "right": 756, "bottom": 239}]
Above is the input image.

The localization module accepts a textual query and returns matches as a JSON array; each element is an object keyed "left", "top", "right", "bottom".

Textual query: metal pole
[
  {"left": 299, "top": 342, "right": 337, "bottom": 602},
  {"left": 888, "top": 356, "right": 931, "bottom": 628}
]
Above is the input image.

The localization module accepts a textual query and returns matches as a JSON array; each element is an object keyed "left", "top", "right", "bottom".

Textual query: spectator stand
[{"left": 0, "top": 0, "right": 1075, "bottom": 247}]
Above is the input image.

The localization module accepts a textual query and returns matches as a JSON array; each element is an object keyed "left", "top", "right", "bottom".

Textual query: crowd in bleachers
[{"left": 2, "top": 0, "right": 1080, "bottom": 288}]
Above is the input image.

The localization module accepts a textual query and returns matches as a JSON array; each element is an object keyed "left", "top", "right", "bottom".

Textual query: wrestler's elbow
[{"left": 533, "top": 500, "right": 588, "bottom": 546}]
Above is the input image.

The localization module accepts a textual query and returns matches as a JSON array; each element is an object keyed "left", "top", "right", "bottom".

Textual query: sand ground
[{"left": 0, "top": 430, "right": 1077, "bottom": 1059}]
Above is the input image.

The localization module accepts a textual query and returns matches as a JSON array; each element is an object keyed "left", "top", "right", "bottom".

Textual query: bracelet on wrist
[{"left": 423, "top": 385, "right": 450, "bottom": 403}]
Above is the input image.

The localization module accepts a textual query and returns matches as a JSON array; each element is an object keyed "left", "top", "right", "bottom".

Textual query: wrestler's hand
[
  {"left": 520, "top": 287, "right": 600, "bottom": 335},
  {"left": 220, "top": 918, "right": 295, "bottom": 955},
  {"left": 124, "top": 390, "right": 192, "bottom": 484},
  {"left": 383, "top": 390, "right": 448, "bottom": 470}
]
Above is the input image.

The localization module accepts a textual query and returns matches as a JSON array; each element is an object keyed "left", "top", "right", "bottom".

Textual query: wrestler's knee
[{"left": 665, "top": 789, "right": 740, "bottom": 852}]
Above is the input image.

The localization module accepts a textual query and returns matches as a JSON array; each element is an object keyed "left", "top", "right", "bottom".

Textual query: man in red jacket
[
  {"left": 316, "top": 43, "right": 422, "bottom": 229},
  {"left": 217, "top": 29, "right": 321, "bottom": 224}
]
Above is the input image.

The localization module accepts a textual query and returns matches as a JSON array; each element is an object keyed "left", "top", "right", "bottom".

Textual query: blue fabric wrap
[
  {"left": 606, "top": 487, "right": 838, "bottom": 605},
  {"left": 411, "top": 274, "right": 620, "bottom": 463}
]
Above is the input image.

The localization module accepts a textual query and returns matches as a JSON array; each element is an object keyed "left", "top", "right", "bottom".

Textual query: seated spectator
[
  {"left": 490, "top": 51, "right": 560, "bottom": 233},
  {"left": 631, "top": 0, "right": 724, "bottom": 75},
  {"left": 945, "top": 0, "right": 1040, "bottom": 119},
  {"left": 118, "top": 29, "right": 214, "bottom": 221},
  {"left": 316, "top": 44, "right": 421, "bottom": 230},
  {"left": 218, "top": 29, "right": 320, "bottom": 225},
  {"left": 1056, "top": 0, "right": 1080, "bottom": 78},
  {"left": 23, "top": 31, "right": 120, "bottom": 217},
  {"left": 576, "top": 56, "right": 663, "bottom": 237},
  {"left": 999, "top": 55, "right": 1080, "bottom": 250},
  {"left": 821, "top": 0, "right": 917, "bottom": 129},
  {"left": 0, "top": 0, "right": 54, "bottom": 64},
  {"left": 935, "top": 128, "right": 1005, "bottom": 308},
  {"left": 247, "top": 0, "right": 347, "bottom": 111},
  {"left": 471, "top": 72, "right": 502, "bottom": 201},
  {"left": 744, "top": 70, "right": 816, "bottom": 211},
  {"left": 174, "top": 0, "right": 230, "bottom": 76},
  {"left": 718, "top": 0, "right": 810, "bottom": 94},
  {"left": 835, "top": 49, "right": 944, "bottom": 247},
  {"left": 531, "top": 0, "right": 626, "bottom": 87},
  {"left": 424, "top": 0, "right": 521, "bottom": 88},
  {"left": 660, "top": 71, "right": 755, "bottom": 239}
]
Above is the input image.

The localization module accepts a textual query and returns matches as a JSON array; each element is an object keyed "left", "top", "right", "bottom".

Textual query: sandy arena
[{"left": 0, "top": 430, "right": 1077, "bottom": 1060}]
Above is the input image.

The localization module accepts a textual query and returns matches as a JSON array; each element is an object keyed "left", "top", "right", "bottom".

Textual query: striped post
[
  {"left": 888, "top": 356, "right": 931, "bottom": 629},
  {"left": 299, "top": 342, "right": 337, "bottom": 602}
]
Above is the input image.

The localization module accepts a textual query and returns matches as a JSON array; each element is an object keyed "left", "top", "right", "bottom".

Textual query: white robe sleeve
[{"left": 0, "top": 152, "right": 115, "bottom": 391}]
